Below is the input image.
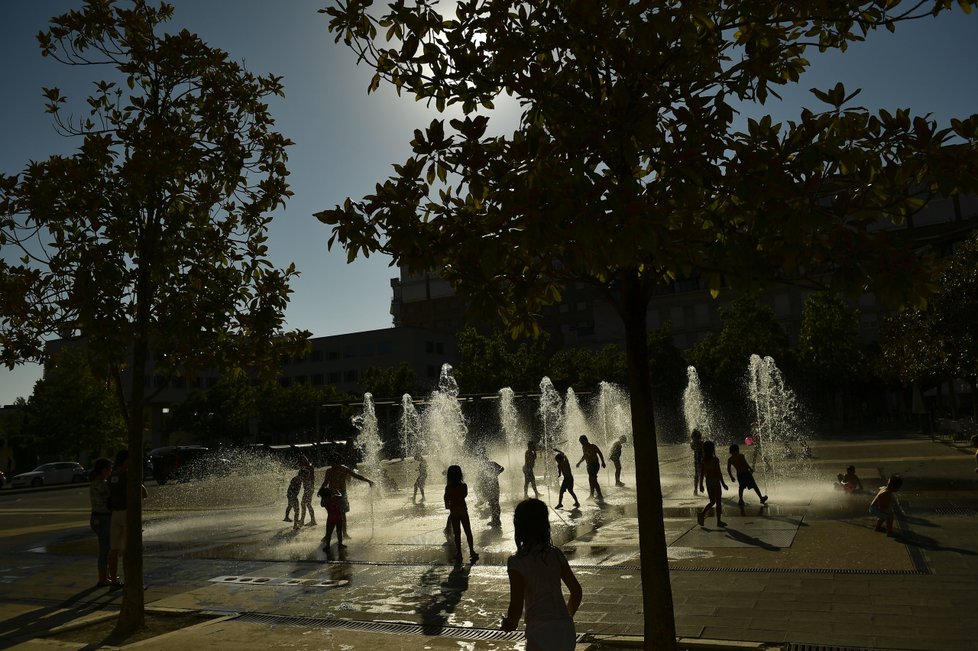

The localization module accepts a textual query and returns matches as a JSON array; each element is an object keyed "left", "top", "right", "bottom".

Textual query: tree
[
  {"left": 687, "top": 295, "right": 788, "bottom": 413},
  {"left": 167, "top": 374, "right": 256, "bottom": 446},
  {"left": 929, "top": 233, "right": 978, "bottom": 417},
  {"left": 879, "top": 233, "right": 978, "bottom": 418},
  {"left": 796, "top": 292, "right": 865, "bottom": 423},
  {"left": 0, "top": 1, "right": 304, "bottom": 633},
  {"left": 454, "top": 326, "right": 550, "bottom": 393},
  {"left": 360, "top": 363, "right": 421, "bottom": 400},
  {"left": 22, "top": 347, "right": 126, "bottom": 460},
  {"left": 318, "top": 2, "right": 978, "bottom": 646}
]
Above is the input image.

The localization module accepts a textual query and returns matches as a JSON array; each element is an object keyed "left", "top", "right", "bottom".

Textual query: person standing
[
  {"left": 690, "top": 429, "right": 704, "bottom": 496},
  {"left": 870, "top": 475, "right": 903, "bottom": 537},
  {"left": 523, "top": 441, "right": 540, "bottom": 499},
  {"left": 501, "top": 498, "right": 582, "bottom": 650},
  {"left": 318, "top": 455, "right": 375, "bottom": 535},
  {"left": 696, "top": 441, "right": 728, "bottom": 527},
  {"left": 608, "top": 435, "right": 628, "bottom": 487},
  {"left": 444, "top": 464, "right": 479, "bottom": 564},
  {"left": 106, "top": 449, "right": 146, "bottom": 587},
  {"left": 575, "top": 435, "right": 605, "bottom": 500},
  {"left": 284, "top": 472, "right": 302, "bottom": 528},
  {"left": 413, "top": 452, "right": 428, "bottom": 504},
  {"left": 88, "top": 458, "right": 114, "bottom": 587},
  {"left": 297, "top": 455, "right": 316, "bottom": 527}
]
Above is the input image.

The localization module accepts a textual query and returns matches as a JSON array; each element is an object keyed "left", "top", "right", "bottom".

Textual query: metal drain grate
[
  {"left": 232, "top": 612, "right": 540, "bottom": 642},
  {"left": 670, "top": 565, "right": 926, "bottom": 575},
  {"left": 210, "top": 575, "right": 349, "bottom": 587},
  {"left": 785, "top": 645, "right": 878, "bottom": 651}
]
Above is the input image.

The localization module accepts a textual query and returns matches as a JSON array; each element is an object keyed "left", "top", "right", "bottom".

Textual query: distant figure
[
  {"left": 870, "top": 475, "right": 903, "bottom": 537},
  {"left": 413, "top": 453, "right": 427, "bottom": 504},
  {"left": 575, "top": 435, "right": 605, "bottom": 500},
  {"left": 690, "top": 429, "right": 704, "bottom": 496},
  {"left": 608, "top": 435, "right": 628, "bottom": 487},
  {"left": 88, "top": 458, "right": 114, "bottom": 588},
  {"left": 727, "top": 443, "right": 767, "bottom": 506},
  {"left": 319, "top": 455, "right": 375, "bottom": 535},
  {"left": 553, "top": 451, "right": 580, "bottom": 509},
  {"left": 320, "top": 487, "right": 346, "bottom": 550},
  {"left": 444, "top": 464, "right": 478, "bottom": 564},
  {"left": 297, "top": 455, "right": 316, "bottom": 527},
  {"left": 523, "top": 441, "right": 540, "bottom": 499},
  {"left": 696, "top": 441, "right": 728, "bottom": 528},
  {"left": 501, "top": 498, "right": 582, "bottom": 650},
  {"left": 479, "top": 450, "right": 505, "bottom": 527},
  {"left": 971, "top": 435, "right": 978, "bottom": 474},
  {"left": 836, "top": 465, "right": 863, "bottom": 495},
  {"left": 284, "top": 473, "right": 301, "bottom": 528}
]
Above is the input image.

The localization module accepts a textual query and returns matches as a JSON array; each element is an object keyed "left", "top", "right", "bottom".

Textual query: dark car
[{"left": 148, "top": 446, "right": 218, "bottom": 485}]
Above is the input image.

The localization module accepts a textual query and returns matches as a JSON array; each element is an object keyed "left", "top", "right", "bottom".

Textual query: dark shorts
[
  {"left": 523, "top": 467, "right": 534, "bottom": 482},
  {"left": 560, "top": 477, "right": 574, "bottom": 492},
  {"left": 737, "top": 470, "right": 758, "bottom": 491},
  {"left": 586, "top": 462, "right": 600, "bottom": 477}
]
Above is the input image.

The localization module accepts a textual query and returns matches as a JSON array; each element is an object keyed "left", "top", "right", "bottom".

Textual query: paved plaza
[{"left": 1, "top": 431, "right": 976, "bottom": 650}]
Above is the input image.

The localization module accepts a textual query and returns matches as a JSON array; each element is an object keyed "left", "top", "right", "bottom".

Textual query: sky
[{"left": 1, "top": 1, "right": 976, "bottom": 406}]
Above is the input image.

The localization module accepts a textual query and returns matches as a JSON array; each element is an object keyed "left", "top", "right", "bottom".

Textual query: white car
[{"left": 10, "top": 462, "right": 87, "bottom": 488}]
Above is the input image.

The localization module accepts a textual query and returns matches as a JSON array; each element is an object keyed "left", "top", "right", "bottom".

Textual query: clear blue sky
[{"left": 1, "top": 1, "right": 976, "bottom": 405}]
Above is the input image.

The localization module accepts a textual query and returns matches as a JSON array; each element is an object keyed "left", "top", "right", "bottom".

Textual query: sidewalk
[{"left": 2, "top": 433, "right": 976, "bottom": 650}]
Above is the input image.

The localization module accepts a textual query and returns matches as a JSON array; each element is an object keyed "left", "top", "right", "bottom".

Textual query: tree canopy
[
  {"left": 0, "top": 0, "right": 303, "bottom": 632},
  {"left": 316, "top": 1, "right": 978, "bottom": 647}
]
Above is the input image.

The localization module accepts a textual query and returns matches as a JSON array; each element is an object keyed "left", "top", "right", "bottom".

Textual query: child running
[
  {"left": 501, "top": 499, "right": 582, "bottom": 651},
  {"left": 444, "top": 464, "right": 479, "bottom": 564},
  {"left": 284, "top": 473, "right": 301, "bottom": 529},
  {"left": 697, "top": 440, "right": 729, "bottom": 527},
  {"left": 553, "top": 451, "right": 580, "bottom": 509},
  {"left": 870, "top": 474, "right": 903, "bottom": 537},
  {"left": 727, "top": 443, "right": 768, "bottom": 506}
]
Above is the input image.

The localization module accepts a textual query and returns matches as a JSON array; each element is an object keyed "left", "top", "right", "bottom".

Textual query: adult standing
[
  {"left": 88, "top": 458, "right": 114, "bottom": 587},
  {"left": 608, "top": 435, "right": 628, "bottom": 487},
  {"left": 575, "top": 435, "right": 605, "bottom": 500},
  {"left": 107, "top": 449, "right": 146, "bottom": 586},
  {"left": 297, "top": 455, "right": 316, "bottom": 527},
  {"left": 318, "top": 455, "right": 374, "bottom": 535}
]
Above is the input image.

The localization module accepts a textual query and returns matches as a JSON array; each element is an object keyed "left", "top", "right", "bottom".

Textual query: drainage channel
[
  {"left": 230, "top": 611, "right": 543, "bottom": 643},
  {"left": 785, "top": 645, "right": 880, "bottom": 651}
]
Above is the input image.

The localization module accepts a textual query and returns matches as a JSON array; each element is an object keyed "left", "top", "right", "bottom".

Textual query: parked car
[{"left": 10, "top": 462, "right": 87, "bottom": 488}]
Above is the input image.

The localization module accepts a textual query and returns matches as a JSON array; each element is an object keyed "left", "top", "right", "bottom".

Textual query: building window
[
  {"left": 378, "top": 341, "right": 393, "bottom": 355},
  {"left": 312, "top": 350, "right": 324, "bottom": 362},
  {"left": 344, "top": 369, "right": 358, "bottom": 382},
  {"left": 435, "top": 342, "right": 444, "bottom": 355},
  {"left": 327, "top": 372, "right": 340, "bottom": 384},
  {"left": 312, "top": 374, "right": 324, "bottom": 386},
  {"left": 327, "top": 350, "right": 339, "bottom": 361},
  {"left": 343, "top": 345, "right": 356, "bottom": 358},
  {"left": 426, "top": 341, "right": 435, "bottom": 354}
]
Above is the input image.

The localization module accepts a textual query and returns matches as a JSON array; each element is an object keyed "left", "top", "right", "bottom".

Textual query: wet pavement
[{"left": 2, "top": 432, "right": 977, "bottom": 649}]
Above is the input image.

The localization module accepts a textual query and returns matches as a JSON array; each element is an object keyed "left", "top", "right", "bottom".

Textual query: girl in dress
[{"left": 501, "top": 499, "right": 582, "bottom": 650}]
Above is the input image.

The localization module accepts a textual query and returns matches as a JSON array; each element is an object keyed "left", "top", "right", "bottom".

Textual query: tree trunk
[
  {"left": 620, "top": 271, "right": 677, "bottom": 650},
  {"left": 115, "top": 337, "right": 146, "bottom": 635}
]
